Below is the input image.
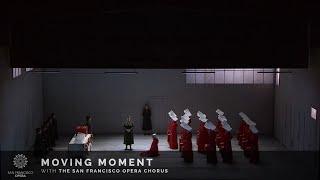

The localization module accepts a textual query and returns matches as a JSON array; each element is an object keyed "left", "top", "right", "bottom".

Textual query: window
[
  {"left": 276, "top": 68, "right": 280, "bottom": 86},
  {"left": 311, "top": 107, "right": 317, "bottom": 120},
  {"left": 185, "top": 69, "right": 275, "bottom": 85},
  {"left": 12, "top": 68, "right": 22, "bottom": 78},
  {"left": 26, "top": 68, "right": 33, "bottom": 72}
]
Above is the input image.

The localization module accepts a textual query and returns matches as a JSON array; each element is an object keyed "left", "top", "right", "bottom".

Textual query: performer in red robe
[
  {"left": 223, "top": 125, "right": 233, "bottom": 164},
  {"left": 248, "top": 126, "right": 259, "bottom": 164},
  {"left": 167, "top": 110, "right": 178, "bottom": 149},
  {"left": 237, "top": 121, "right": 247, "bottom": 147},
  {"left": 169, "top": 121, "right": 178, "bottom": 149},
  {"left": 204, "top": 121, "right": 217, "bottom": 164},
  {"left": 238, "top": 112, "right": 256, "bottom": 158},
  {"left": 179, "top": 114, "right": 191, "bottom": 151},
  {"left": 140, "top": 134, "right": 159, "bottom": 157},
  {"left": 215, "top": 113, "right": 226, "bottom": 151},
  {"left": 196, "top": 111, "right": 209, "bottom": 153},
  {"left": 242, "top": 126, "right": 251, "bottom": 158},
  {"left": 180, "top": 122, "right": 193, "bottom": 163},
  {"left": 216, "top": 118, "right": 233, "bottom": 164}
]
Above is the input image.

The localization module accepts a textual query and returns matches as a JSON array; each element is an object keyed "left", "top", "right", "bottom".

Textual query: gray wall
[
  {"left": 43, "top": 69, "right": 275, "bottom": 136},
  {"left": 274, "top": 49, "right": 320, "bottom": 151},
  {"left": 0, "top": 48, "right": 44, "bottom": 151}
]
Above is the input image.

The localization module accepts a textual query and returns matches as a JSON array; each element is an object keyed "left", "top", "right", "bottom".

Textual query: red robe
[
  {"left": 237, "top": 121, "right": 247, "bottom": 148},
  {"left": 179, "top": 130, "right": 183, "bottom": 152},
  {"left": 167, "top": 121, "right": 178, "bottom": 149},
  {"left": 247, "top": 132, "right": 259, "bottom": 163},
  {"left": 181, "top": 129, "right": 193, "bottom": 162},
  {"left": 242, "top": 126, "right": 252, "bottom": 158},
  {"left": 140, "top": 138, "right": 159, "bottom": 157},
  {"left": 215, "top": 121, "right": 224, "bottom": 149},
  {"left": 167, "top": 122, "right": 171, "bottom": 143},
  {"left": 216, "top": 125, "right": 233, "bottom": 163},
  {"left": 197, "top": 122, "right": 209, "bottom": 152},
  {"left": 206, "top": 130, "right": 217, "bottom": 164}
]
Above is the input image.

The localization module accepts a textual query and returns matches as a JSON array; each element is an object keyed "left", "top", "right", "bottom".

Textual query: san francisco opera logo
[
  {"left": 7, "top": 154, "right": 34, "bottom": 178},
  {"left": 13, "top": 154, "right": 28, "bottom": 169}
]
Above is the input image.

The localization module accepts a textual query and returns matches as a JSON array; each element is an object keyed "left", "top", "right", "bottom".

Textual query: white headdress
[
  {"left": 181, "top": 114, "right": 190, "bottom": 121},
  {"left": 180, "top": 122, "right": 192, "bottom": 132},
  {"left": 239, "top": 112, "right": 256, "bottom": 126},
  {"left": 216, "top": 109, "right": 224, "bottom": 116},
  {"left": 222, "top": 121, "right": 232, "bottom": 132},
  {"left": 204, "top": 121, "right": 216, "bottom": 131},
  {"left": 218, "top": 115, "right": 228, "bottom": 122},
  {"left": 183, "top": 109, "right": 192, "bottom": 117},
  {"left": 168, "top": 110, "right": 178, "bottom": 121},
  {"left": 197, "top": 111, "right": 206, "bottom": 118},
  {"left": 249, "top": 126, "right": 259, "bottom": 134},
  {"left": 180, "top": 116, "right": 190, "bottom": 124},
  {"left": 199, "top": 116, "right": 208, "bottom": 122}
]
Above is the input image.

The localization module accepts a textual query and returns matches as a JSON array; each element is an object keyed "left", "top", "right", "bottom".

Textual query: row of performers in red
[{"left": 167, "top": 109, "right": 259, "bottom": 164}]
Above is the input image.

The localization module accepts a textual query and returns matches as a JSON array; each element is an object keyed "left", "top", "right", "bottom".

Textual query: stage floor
[{"left": 53, "top": 134, "right": 286, "bottom": 151}]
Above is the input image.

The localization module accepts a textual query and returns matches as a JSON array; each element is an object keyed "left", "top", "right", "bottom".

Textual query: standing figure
[
  {"left": 41, "top": 122, "right": 51, "bottom": 151},
  {"left": 179, "top": 115, "right": 190, "bottom": 151},
  {"left": 237, "top": 120, "right": 248, "bottom": 149},
  {"left": 123, "top": 116, "right": 134, "bottom": 150},
  {"left": 180, "top": 122, "right": 193, "bottom": 163},
  {"left": 48, "top": 117, "right": 55, "bottom": 147},
  {"left": 33, "top": 128, "right": 47, "bottom": 157},
  {"left": 204, "top": 121, "right": 217, "bottom": 164},
  {"left": 85, "top": 115, "right": 93, "bottom": 134},
  {"left": 140, "top": 133, "right": 160, "bottom": 157},
  {"left": 50, "top": 113, "right": 58, "bottom": 140},
  {"left": 167, "top": 110, "right": 178, "bottom": 149},
  {"left": 142, "top": 104, "right": 152, "bottom": 135},
  {"left": 218, "top": 121, "right": 233, "bottom": 163},
  {"left": 248, "top": 126, "right": 259, "bottom": 164},
  {"left": 196, "top": 111, "right": 209, "bottom": 153},
  {"left": 238, "top": 112, "right": 257, "bottom": 158}
]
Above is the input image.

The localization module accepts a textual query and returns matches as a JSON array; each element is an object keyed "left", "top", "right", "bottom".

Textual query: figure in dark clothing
[
  {"left": 47, "top": 118, "right": 55, "bottom": 147},
  {"left": 123, "top": 116, "right": 134, "bottom": 150},
  {"left": 142, "top": 104, "right": 152, "bottom": 135},
  {"left": 50, "top": 113, "right": 58, "bottom": 140},
  {"left": 42, "top": 119, "right": 53, "bottom": 150},
  {"left": 85, "top": 115, "right": 93, "bottom": 134},
  {"left": 33, "top": 128, "right": 47, "bottom": 157}
]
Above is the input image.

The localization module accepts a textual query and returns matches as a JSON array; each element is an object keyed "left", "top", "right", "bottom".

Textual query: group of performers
[
  {"left": 33, "top": 106, "right": 259, "bottom": 164},
  {"left": 33, "top": 113, "right": 58, "bottom": 157},
  {"left": 167, "top": 109, "right": 259, "bottom": 164}
]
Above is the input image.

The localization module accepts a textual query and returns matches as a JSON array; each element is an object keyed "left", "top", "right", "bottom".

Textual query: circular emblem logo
[{"left": 13, "top": 154, "right": 28, "bottom": 169}]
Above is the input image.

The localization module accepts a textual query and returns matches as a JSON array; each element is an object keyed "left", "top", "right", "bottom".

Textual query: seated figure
[{"left": 140, "top": 134, "right": 159, "bottom": 157}]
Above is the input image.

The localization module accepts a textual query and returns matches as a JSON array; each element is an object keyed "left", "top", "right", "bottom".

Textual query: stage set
[
  {"left": 50, "top": 109, "right": 270, "bottom": 164},
  {"left": 0, "top": 63, "right": 319, "bottom": 180},
  {"left": 1, "top": 1, "right": 320, "bottom": 179}
]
